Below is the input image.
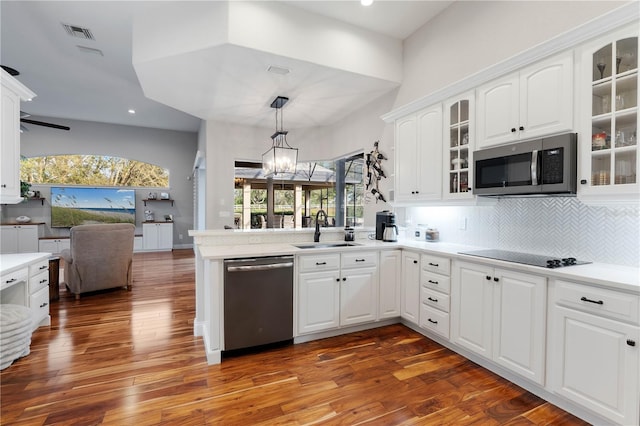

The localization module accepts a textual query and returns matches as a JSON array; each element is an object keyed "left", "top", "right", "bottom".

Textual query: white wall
[
  {"left": 11, "top": 116, "right": 198, "bottom": 246},
  {"left": 397, "top": 0, "right": 625, "bottom": 108}
]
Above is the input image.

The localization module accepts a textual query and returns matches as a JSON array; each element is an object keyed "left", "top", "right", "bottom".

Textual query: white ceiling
[{"left": 1, "top": 1, "right": 452, "bottom": 133}]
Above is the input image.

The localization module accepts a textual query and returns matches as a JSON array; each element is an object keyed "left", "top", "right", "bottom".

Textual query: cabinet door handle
[
  {"left": 427, "top": 297, "right": 438, "bottom": 303},
  {"left": 1, "top": 184, "right": 6, "bottom": 188},
  {"left": 413, "top": 260, "right": 418, "bottom": 264},
  {"left": 342, "top": 277, "right": 346, "bottom": 281},
  {"left": 336, "top": 278, "right": 340, "bottom": 282},
  {"left": 6, "top": 278, "right": 17, "bottom": 284},
  {"left": 39, "top": 265, "right": 47, "bottom": 270},
  {"left": 428, "top": 262, "right": 439, "bottom": 267},
  {"left": 39, "top": 302, "right": 48, "bottom": 308},
  {"left": 493, "top": 277, "right": 499, "bottom": 282},
  {"left": 428, "top": 279, "right": 438, "bottom": 285},
  {"left": 427, "top": 318, "right": 438, "bottom": 325},
  {"left": 315, "top": 262, "right": 327, "bottom": 266},
  {"left": 40, "top": 279, "right": 47, "bottom": 284},
  {"left": 580, "top": 296, "right": 603, "bottom": 305},
  {"left": 486, "top": 275, "right": 491, "bottom": 280},
  {"left": 627, "top": 339, "right": 636, "bottom": 347},
  {"left": 511, "top": 127, "right": 517, "bottom": 133},
  {"left": 519, "top": 126, "right": 524, "bottom": 131},
  {"left": 355, "top": 259, "right": 365, "bottom": 262}
]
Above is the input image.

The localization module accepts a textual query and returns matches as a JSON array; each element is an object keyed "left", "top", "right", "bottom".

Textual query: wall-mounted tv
[{"left": 51, "top": 187, "right": 135, "bottom": 228}]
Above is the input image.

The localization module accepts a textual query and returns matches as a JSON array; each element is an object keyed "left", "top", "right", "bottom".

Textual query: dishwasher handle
[{"left": 226, "top": 262, "right": 293, "bottom": 272}]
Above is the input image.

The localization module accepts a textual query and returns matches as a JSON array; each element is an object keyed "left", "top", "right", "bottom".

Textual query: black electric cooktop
[{"left": 459, "top": 249, "right": 591, "bottom": 269}]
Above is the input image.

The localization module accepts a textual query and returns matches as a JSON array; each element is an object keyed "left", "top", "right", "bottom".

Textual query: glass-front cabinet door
[
  {"left": 581, "top": 24, "right": 638, "bottom": 199},
  {"left": 444, "top": 93, "right": 474, "bottom": 199}
]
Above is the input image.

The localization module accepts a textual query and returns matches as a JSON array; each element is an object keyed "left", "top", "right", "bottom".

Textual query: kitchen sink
[{"left": 294, "top": 242, "right": 361, "bottom": 249}]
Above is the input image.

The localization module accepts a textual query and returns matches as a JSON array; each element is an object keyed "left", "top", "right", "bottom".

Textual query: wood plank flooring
[{"left": 1, "top": 249, "right": 588, "bottom": 425}]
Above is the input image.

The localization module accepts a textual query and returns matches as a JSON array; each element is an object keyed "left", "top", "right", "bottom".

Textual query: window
[
  {"left": 20, "top": 155, "right": 169, "bottom": 187},
  {"left": 233, "top": 153, "right": 364, "bottom": 229}
]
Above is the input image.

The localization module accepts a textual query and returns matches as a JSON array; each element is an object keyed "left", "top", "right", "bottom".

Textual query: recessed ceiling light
[
  {"left": 267, "top": 65, "right": 291, "bottom": 75},
  {"left": 128, "top": 109, "right": 136, "bottom": 114},
  {"left": 361, "top": 0, "right": 373, "bottom": 6}
]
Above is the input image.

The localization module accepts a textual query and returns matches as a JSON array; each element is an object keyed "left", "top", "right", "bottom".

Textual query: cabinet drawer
[
  {"left": 421, "top": 287, "right": 450, "bottom": 313},
  {"left": 554, "top": 280, "right": 639, "bottom": 325},
  {"left": 420, "top": 305, "right": 450, "bottom": 339},
  {"left": 421, "top": 270, "right": 451, "bottom": 294},
  {"left": 1, "top": 267, "right": 28, "bottom": 291},
  {"left": 421, "top": 254, "right": 450, "bottom": 276},
  {"left": 341, "top": 251, "right": 377, "bottom": 269},
  {"left": 29, "top": 258, "right": 49, "bottom": 276},
  {"left": 29, "top": 270, "right": 49, "bottom": 294},
  {"left": 298, "top": 254, "right": 340, "bottom": 273},
  {"left": 30, "top": 286, "right": 49, "bottom": 327}
]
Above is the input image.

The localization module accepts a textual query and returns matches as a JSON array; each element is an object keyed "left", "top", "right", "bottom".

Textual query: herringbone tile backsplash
[{"left": 406, "top": 198, "right": 640, "bottom": 267}]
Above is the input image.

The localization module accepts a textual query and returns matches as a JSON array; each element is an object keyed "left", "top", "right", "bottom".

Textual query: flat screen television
[{"left": 51, "top": 187, "right": 136, "bottom": 228}]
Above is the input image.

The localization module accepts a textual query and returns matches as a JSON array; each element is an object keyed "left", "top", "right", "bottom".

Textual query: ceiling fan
[{"left": 2, "top": 65, "right": 71, "bottom": 132}]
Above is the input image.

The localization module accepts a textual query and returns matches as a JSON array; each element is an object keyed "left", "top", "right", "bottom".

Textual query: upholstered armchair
[{"left": 60, "top": 223, "right": 135, "bottom": 299}]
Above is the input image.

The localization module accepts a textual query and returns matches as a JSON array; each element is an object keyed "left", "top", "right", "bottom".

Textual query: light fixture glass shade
[{"left": 262, "top": 144, "right": 298, "bottom": 176}]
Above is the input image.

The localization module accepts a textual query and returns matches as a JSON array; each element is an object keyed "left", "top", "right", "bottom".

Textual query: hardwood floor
[{"left": 1, "top": 250, "right": 588, "bottom": 425}]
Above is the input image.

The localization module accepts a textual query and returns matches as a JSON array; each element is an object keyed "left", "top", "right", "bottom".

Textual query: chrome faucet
[{"left": 314, "top": 209, "right": 327, "bottom": 242}]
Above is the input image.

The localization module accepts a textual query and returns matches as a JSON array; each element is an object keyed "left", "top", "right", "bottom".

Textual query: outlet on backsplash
[{"left": 459, "top": 217, "right": 467, "bottom": 231}]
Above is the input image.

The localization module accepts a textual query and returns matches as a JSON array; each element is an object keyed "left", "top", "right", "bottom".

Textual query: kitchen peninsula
[{"left": 191, "top": 228, "right": 639, "bottom": 426}]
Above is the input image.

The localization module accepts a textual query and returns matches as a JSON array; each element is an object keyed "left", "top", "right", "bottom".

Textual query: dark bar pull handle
[
  {"left": 428, "top": 262, "right": 439, "bottom": 267},
  {"left": 581, "top": 296, "right": 604, "bottom": 305},
  {"left": 427, "top": 318, "right": 438, "bottom": 325},
  {"left": 355, "top": 259, "right": 365, "bottom": 262},
  {"left": 427, "top": 297, "right": 438, "bottom": 302},
  {"left": 316, "top": 262, "right": 327, "bottom": 266},
  {"left": 627, "top": 339, "right": 636, "bottom": 347},
  {"left": 428, "top": 280, "right": 438, "bottom": 285}
]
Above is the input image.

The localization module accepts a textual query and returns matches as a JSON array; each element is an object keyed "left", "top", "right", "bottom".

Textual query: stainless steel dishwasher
[{"left": 223, "top": 255, "right": 294, "bottom": 353}]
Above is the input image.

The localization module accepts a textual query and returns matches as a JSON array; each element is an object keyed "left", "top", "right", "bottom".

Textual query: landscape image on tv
[{"left": 51, "top": 187, "right": 135, "bottom": 227}]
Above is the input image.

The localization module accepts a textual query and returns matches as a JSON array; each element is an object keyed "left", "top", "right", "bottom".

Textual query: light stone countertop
[
  {"left": 195, "top": 238, "right": 639, "bottom": 294},
  {"left": 0, "top": 252, "right": 51, "bottom": 276}
]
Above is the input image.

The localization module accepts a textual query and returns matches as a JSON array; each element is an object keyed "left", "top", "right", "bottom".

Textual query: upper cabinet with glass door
[
  {"left": 444, "top": 93, "right": 474, "bottom": 199},
  {"left": 580, "top": 24, "right": 638, "bottom": 201}
]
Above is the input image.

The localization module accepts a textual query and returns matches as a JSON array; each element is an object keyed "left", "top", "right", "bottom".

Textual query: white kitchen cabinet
[
  {"left": 401, "top": 251, "right": 420, "bottom": 324},
  {"left": 443, "top": 93, "right": 474, "bottom": 198},
  {"left": 0, "top": 253, "right": 50, "bottom": 331},
  {"left": 577, "top": 24, "right": 638, "bottom": 201},
  {"left": 297, "top": 251, "right": 378, "bottom": 335},
  {"left": 419, "top": 254, "right": 451, "bottom": 339},
  {"left": 378, "top": 250, "right": 401, "bottom": 319},
  {"left": 340, "top": 266, "right": 377, "bottom": 326},
  {"left": 1, "top": 224, "right": 43, "bottom": 254},
  {"left": 1, "top": 69, "right": 35, "bottom": 205},
  {"left": 394, "top": 105, "right": 442, "bottom": 202},
  {"left": 451, "top": 261, "right": 547, "bottom": 385},
  {"left": 38, "top": 238, "right": 70, "bottom": 254},
  {"left": 476, "top": 52, "right": 573, "bottom": 148},
  {"left": 142, "top": 222, "right": 173, "bottom": 251},
  {"left": 298, "top": 269, "right": 341, "bottom": 334},
  {"left": 548, "top": 279, "right": 639, "bottom": 426}
]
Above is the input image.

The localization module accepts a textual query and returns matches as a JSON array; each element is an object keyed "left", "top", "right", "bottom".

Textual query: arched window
[{"left": 20, "top": 155, "right": 169, "bottom": 187}]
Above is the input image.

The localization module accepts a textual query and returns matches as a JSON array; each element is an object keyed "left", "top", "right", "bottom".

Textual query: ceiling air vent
[
  {"left": 62, "top": 23, "right": 94, "bottom": 40},
  {"left": 77, "top": 45, "right": 103, "bottom": 56},
  {"left": 267, "top": 65, "right": 290, "bottom": 75}
]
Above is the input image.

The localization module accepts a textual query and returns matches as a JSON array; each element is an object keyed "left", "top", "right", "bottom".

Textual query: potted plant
[{"left": 20, "top": 181, "right": 33, "bottom": 198}]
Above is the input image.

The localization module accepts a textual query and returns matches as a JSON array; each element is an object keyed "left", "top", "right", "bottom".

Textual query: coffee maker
[{"left": 376, "top": 210, "right": 396, "bottom": 241}]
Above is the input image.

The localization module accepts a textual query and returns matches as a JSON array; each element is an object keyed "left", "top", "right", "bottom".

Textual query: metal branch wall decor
[{"left": 365, "top": 141, "right": 387, "bottom": 203}]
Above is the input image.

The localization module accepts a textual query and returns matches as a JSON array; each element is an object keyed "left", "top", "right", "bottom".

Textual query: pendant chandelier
[{"left": 262, "top": 96, "right": 298, "bottom": 176}]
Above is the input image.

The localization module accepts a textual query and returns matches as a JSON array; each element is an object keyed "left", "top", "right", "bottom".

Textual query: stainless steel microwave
[{"left": 473, "top": 133, "right": 577, "bottom": 196}]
